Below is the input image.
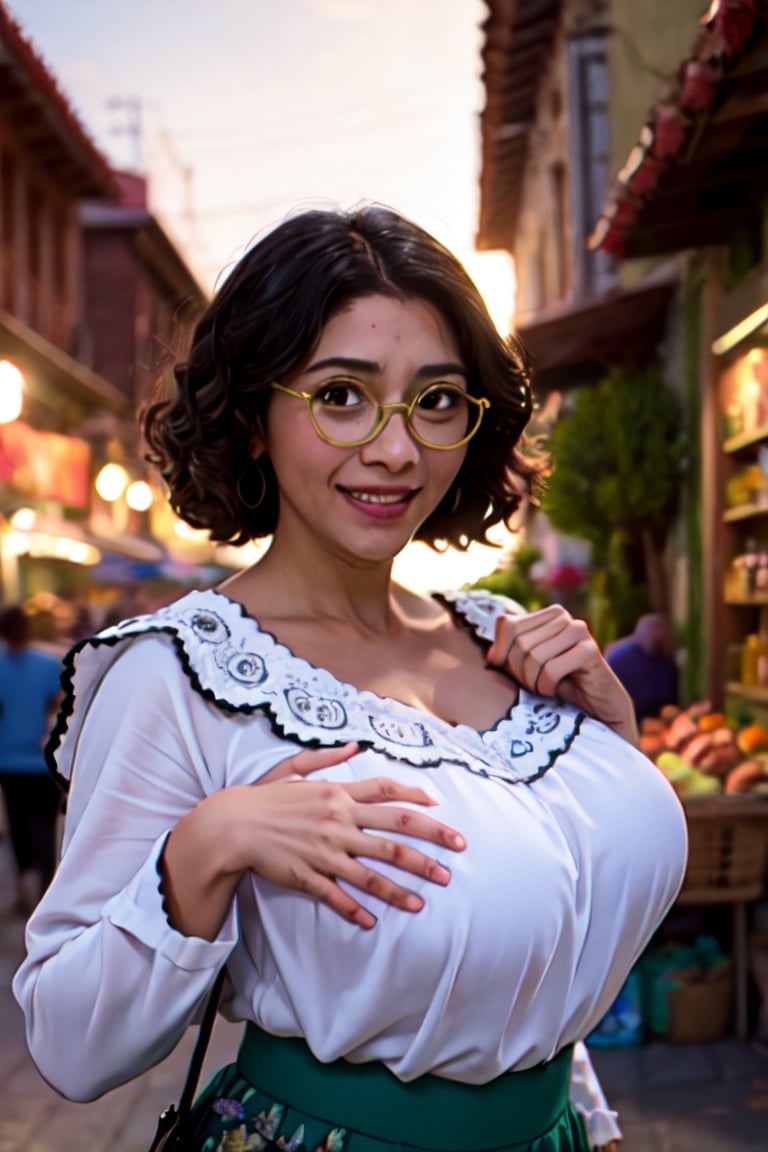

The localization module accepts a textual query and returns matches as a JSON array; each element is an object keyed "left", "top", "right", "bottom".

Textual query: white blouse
[{"left": 13, "top": 588, "right": 687, "bottom": 1105}]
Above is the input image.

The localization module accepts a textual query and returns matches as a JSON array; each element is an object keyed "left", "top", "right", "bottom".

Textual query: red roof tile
[
  {"left": 591, "top": 0, "right": 768, "bottom": 259},
  {"left": 0, "top": 2, "right": 117, "bottom": 199}
]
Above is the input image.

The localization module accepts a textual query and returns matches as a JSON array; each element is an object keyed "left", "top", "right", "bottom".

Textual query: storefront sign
[{"left": 0, "top": 420, "right": 91, "bottom": 507}]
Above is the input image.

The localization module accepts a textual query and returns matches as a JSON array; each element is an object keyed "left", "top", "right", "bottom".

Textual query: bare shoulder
[{"left": 392, "top": 583, "right": 449, "bottom": 625}]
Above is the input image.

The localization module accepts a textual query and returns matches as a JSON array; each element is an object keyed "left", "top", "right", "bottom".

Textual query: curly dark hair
[{"left": 143, "top": 204, "right": 543, "bottom": 549}]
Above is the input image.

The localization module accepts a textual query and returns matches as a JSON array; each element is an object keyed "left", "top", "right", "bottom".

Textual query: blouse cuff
[
  {"left": 105, "top": 832, "right": 238, "bottom": 970},
  {"left": 573, "top": 1104, "right": 623, "bottom": 1147}
]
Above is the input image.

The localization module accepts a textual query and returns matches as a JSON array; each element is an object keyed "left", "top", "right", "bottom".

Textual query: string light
[
  {"left": 95, "top": 463, "right": 129, "bottom": 502},
  {"left": 125, "top": 480, "right": 154, "bottom": 511},
  {"left": 0, "top": 360, "right": 23, "bottom": 424}
]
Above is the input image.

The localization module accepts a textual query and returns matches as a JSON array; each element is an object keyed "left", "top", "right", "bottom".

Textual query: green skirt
[{"left": 188, "top": 1024, "right": 591, "bottom": 1152}]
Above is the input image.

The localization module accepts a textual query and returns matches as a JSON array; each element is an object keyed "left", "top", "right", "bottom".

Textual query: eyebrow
[{"left": 305, "top": 356, "right": 467, "bottom": 379}]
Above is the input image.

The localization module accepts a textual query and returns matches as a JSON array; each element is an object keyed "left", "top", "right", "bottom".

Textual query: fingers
[
  {"left": 301, "top": 838, "right": 451, "bottom": 926},
  {"left": 283, "top": 820, "right": 454, "bottom": 931},
  {"left": 487, "top": 605, "right": 589, "bottom": 695},
  {"left": 293, "top": 870, "right": 379, "bottom": 929},
  {"left": 486, "top": 606, "right": 639, "bottom": 741},
  {"left": 249, "top": 753, "right": 468, "bottom": 928},
  {"left": 344, "top": 775, "right": 440, "bottom": 807},
  {"left": 345, "top": 780, "right": 466, "bottom": 852},
  {"left": 261, "top": 742, "right": 361, "bottom": 784}
]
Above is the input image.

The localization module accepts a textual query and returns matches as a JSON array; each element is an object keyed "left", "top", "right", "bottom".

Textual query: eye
[
  {"left": 315, "top": 380, "right": 368, "bottom": 408},
  {"left": 416, "top": 384, "right": 466, "bottom": 412}
]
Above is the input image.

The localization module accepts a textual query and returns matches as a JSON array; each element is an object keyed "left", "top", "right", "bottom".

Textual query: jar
[
  {"left": 757, "top": 634, "right": 768, "bottom": 686},
  {"left": 742, "top": 633, "right": 760, "bottom": 686}
]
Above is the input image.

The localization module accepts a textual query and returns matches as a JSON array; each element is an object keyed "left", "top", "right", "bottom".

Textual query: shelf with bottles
[
  {"left": 725, "top": 681, "right": 768, "bottom": 704},
  {"left": 729, "top": 605, "right": 768, "bottom": 700},
  {"left": 723, "top": 503, "right": 768, "bottom": 523},
  {"left": 723, "top": 423, "right": 768, "bottom": 455},
  {"left": 719, "top": 349, "right": 768, "bottom": 453},
  {"left": 723, "top": 451, "right": 768, "bottom": 513},
  {"left": 723, "top": 538, "right": 768, "bottom": 601}
]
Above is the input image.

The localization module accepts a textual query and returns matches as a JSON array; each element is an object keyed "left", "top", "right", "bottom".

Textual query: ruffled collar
[{"left": 48, "top": 588, "right": 585, "bottom": 790}]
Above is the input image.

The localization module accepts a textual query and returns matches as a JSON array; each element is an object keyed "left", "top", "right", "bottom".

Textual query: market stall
[
  {"left": 641, "top": 702, "right": 768, "bottom": 1038},
  {"left": 677, "top": 795, "right": 768, "bottom": 1038}
]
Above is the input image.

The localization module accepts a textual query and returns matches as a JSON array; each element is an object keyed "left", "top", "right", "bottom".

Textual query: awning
[
  {"left": 0, "top": 307, "right": 127, "bottom": 415},
  {"left": 85, "top": 527, "right": 166, "bottom": 563},
  {"left": 3, "top": 513, "right": 166, "bottom": 567},
  {"left": 515, "top": 276, "right": 677, "bottom": 385}
]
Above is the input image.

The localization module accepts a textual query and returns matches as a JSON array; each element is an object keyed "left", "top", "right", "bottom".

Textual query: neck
[{"left": 222, "top": 529, "right": 409, "bottom": 635}]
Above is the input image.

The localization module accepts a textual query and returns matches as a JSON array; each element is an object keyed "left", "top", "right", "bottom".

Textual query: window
[{"left": 567, "top": 31, "right": 616, "bottom": 296}]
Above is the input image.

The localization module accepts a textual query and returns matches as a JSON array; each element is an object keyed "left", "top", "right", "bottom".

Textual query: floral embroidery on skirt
[{"left": 189, "top": 1064, "right": 346, "bottom": 1152}]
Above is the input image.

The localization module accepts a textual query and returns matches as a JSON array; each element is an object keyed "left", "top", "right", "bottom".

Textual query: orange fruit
[{"left": 697, "top": 712, "right": 727, "bottom": 732}]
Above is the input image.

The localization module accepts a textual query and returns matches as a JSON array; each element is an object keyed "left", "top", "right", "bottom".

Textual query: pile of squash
[{"left": 639, "top": 703, "right": 768, "bottom": 797}]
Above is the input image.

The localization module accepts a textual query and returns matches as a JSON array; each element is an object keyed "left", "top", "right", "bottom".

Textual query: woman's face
[{"left": 255, "top": 293, "right": 468, "bottom": 568}]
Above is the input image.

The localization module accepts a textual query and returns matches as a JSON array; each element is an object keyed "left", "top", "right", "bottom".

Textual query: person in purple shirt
[
  {"left": 605, "top": 614, "right": 679, "bottom": 725},
  {"left": 0, "top": 605, "right": 63, "bottom": 915}
]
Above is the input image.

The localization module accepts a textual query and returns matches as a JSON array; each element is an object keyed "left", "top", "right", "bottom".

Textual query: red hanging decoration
[
  {"left": 649, "top": 104, "right": 691, "bottom": 159},
  {"left": 679, "top": 56, "right": 723, "bottom": 110},
  {"left": 701, "top": 0, "right": 763, "bottom": 58}
]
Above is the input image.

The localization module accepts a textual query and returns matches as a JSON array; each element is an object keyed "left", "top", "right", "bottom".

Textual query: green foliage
[
  {"left": 541, "top": 364, "right": 686, "bottom": 567},
  {"left": 585, "top": 545, "right": 651, "bottom": 649},
  {"left": 469, "top": 545, "right": 551, "bottom": 611}
]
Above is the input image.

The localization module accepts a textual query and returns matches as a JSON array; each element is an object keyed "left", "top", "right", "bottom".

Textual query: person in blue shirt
[
  {"left": 0, "top": 605, "right": 63, "bottom": 915},
  {"left": 605, "top": 614, "right": 679, "bottom": 725}
]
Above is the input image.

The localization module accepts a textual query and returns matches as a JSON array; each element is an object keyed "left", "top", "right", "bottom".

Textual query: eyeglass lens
[{"left": 310, "top": 382, "right": 479, "bottom": 448}]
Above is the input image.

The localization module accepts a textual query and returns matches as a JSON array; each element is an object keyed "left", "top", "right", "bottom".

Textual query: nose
[{"left": 359, "top": 406, "right": 420, "bottom": 469}]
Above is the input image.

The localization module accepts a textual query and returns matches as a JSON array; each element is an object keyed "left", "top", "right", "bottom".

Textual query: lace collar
[{"left": 49, "top": 588, "right": 585, "bottom": 789}]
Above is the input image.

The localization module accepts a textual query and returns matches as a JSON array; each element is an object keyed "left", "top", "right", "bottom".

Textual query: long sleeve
[
  {"left": 12, "top": 636, "right": 239, "bottom": 1101},
  {"left": 569, "top": 1041, "right": 622, "bottom": 1147}
]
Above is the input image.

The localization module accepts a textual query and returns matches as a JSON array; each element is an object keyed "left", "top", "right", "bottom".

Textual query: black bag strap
[{"left": 177, "top": 967, "right": 227, "bottom": 1117}]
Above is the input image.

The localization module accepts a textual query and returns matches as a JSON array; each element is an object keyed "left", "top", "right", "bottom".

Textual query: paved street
[{"left": 1, "top": 828, "right": 767, "bottom": 1151}]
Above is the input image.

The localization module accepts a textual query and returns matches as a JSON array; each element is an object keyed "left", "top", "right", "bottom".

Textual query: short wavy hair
[{"left": 144, "top": 204, "right": 542, "bottom": 549}]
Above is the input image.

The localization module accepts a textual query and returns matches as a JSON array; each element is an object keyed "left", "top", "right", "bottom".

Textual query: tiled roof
[
  {"left": 0, "top": 2, "right": 117, "bottom": 199},
  {"left": 590, "top": 0, "right": 768, "bottom": 259}
]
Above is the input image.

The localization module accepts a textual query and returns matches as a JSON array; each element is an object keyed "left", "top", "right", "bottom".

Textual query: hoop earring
[{"left": 237, "top": 459, "right": 267, "bottom": 510}]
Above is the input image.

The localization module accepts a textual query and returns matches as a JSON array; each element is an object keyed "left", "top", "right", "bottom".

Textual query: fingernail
[
  {"left": 486, "top": 646, "right": 495, "bottom": 663},
  {"left": 404, "top": 894, "right": 424, "bottom": 911},
  {"left": 451, "top": 833, "right": 466, "bottom": 849},
  {"left": 431, "top": 864, "right": 451, "bottom": 885},
  {"left": 354, "top": 909, "right": 377, "bottom": 929}
]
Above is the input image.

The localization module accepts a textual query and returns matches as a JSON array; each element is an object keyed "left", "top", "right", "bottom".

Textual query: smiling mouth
[{"left": 340, "top": 488, "right": 418, "bottom": 506}]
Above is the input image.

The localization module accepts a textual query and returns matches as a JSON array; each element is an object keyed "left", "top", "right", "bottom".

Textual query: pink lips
[{"left": 339, "top": 486, "right": 418, "bottom": 521}]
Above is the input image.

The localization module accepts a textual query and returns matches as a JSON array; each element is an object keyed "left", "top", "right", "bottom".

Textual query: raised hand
[
  {"left": 486, "top": 605, "right": 638, "bottom": 745},
  {"left": 162, "top": 742, "right": 466, "bottom": 938}
]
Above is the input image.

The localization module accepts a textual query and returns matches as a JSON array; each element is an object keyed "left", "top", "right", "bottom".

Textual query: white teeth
[{"left": 348, "top": 491, "right": 406, "bottom": 505}]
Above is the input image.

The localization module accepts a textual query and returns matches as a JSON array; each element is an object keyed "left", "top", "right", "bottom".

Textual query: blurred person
[
  {"left": 69, "top": 597, "right": 97, "bottom": 643},
  {"left": 605, "top": 614, "right": 679, "bottom": 724},
  {"left": 14, "top": 206, "right": 688, "bottom": 1152},
  {"left": 0, "top": 605, "right": 63, "bottom": 915},
  {"left": 101, "top": 582, "right": 154, "bottom": 629},
  {"left": 22, "top": 591, "right": 75, "bottom": 659}
]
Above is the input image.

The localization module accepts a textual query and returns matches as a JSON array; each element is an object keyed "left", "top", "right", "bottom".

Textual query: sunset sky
[
  {"left": 7, "top": 0, "right": 516, "bottom": 585},
  {"left": 7, "top": 0, "right": 512, "bottom": 298}
]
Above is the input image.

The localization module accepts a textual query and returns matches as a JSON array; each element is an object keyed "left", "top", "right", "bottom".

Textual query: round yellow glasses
[{"left": 271, "top": 380, "right": 490, "bottom": 450}]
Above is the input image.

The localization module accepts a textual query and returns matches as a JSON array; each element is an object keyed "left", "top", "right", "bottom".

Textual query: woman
[{"left": 14, "top": 205, "right": 687, "bottom": 1152}]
